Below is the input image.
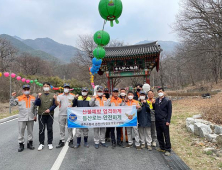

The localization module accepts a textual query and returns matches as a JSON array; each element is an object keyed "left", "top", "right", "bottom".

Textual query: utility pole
[{"left": 9, "top": 70, "right": 12, "bottom": 114}]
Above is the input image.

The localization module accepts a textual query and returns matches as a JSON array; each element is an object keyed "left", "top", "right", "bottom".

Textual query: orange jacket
[
  {"left": 89, "top": 96, "right": 108, "bottom": 107},
  {"left": 10, "top": 94, "right": 36, "bottom": 121},
  {"left": 125, "top": 99, "right": 139, "bottom": 106},
  {"left": 108, "top": 96, "right": 122, "bottom": 106}
]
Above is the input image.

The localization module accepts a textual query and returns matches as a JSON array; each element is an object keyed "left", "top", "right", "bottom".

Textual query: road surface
[{"left": 0, "top": 108, "right": 190, "bottom": 170}]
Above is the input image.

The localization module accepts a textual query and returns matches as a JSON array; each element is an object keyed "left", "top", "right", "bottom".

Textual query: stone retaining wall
[{"left": 186, "top": 115, "right": 222, "bottom": 148}]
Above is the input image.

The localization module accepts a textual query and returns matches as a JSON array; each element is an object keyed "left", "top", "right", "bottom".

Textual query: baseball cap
[
  {"left": 140, "top": 91, "right": 146, "bottom": 95},
  {"left": 104, "top": 88, "right": 109, "bottom": 92},
  {"left": 22, "top": 84, "right": 30, "bottom": 89},
  {"left": 81, "top": 87, "right": 88, "bottom": 92},
  {"left": 96, "top": 86, "right": 103, "bottom": 91},
  {"left": 113, "top": 88, "right": 119, "bottom": 92},
  {"left": 63, "top": 83, "right": 70, "bottom": 88}
]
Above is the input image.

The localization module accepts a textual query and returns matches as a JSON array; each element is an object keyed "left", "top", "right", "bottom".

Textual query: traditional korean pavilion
[{"left": 94, "top": 41, "right": 162, "bottom": 90}]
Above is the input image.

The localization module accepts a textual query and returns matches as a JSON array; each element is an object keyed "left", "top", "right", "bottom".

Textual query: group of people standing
[{"left": 10, "top": 82, "right": 172, "bottom": 156}]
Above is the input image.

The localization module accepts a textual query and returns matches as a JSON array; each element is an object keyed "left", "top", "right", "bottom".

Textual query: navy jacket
[
  {"left": 72, "top": 96, "right": 91, "bottom": 107},
  {"left": 137, "top": 101, "right": 151, "bottom": 127},
  {"left": 154, "top": 97, "right": 172, "bottom": 123}
]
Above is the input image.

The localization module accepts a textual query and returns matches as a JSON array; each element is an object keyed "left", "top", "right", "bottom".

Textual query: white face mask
[
  {"left": 82, "top": 92, "right": 88, "bottom": 96},
  {"left": 97, "top": 92, "right": 103, "bottom": 96},
  {"left": 158, "top": 92, "right": 164, "bottom": 97},
  {"left": 23, "top": 91, "right": 30, "bottom": 95},
  {"left": 140, "top": 96, "right": 146, "bottom": 100},
  {"left": 64, "top": 88, "right": 69, "bottom": 93},
  {"left": 128, "top": 96, "right": 133, "bottom": 100},
  {"left": 120, "top": 93, "right": 126, "bottom": 97},
  {"left": 43, "top": 87, "right": 50, "bottom": 92}
]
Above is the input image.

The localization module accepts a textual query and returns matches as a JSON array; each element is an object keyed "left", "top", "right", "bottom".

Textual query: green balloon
[
  {"left": 36, "top": 82, "right": 39, "bottom": 85},
  {"left": 34, "top": 79, "right": 38, "bottom": 83},
  {"left": 99, "top": 0, "right": 123, "bottom": 27},
  {"left": 30, "top": 80, "right": 34, "bottom": 84},
  {"left": 40, "top": 84, "right": 43, "bottom": 87},
  {"left": 93, "top": 46, "right": 106, "bottom": 59},
  {"left": 94, "top": 30, "right": 110, "bottom": 46}
]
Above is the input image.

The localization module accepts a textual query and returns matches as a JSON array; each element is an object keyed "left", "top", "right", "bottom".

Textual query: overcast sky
[{"left": 0, "top": 0, "right": 181, "bottom": 46}]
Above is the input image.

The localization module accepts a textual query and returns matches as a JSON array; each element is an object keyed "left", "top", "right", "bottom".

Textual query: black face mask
[
  {"left": 105, "top": 93, "right": 110, "bottom": 99},
  {"left": 137, "top": 88, "right": 141, "bottom": 92}
]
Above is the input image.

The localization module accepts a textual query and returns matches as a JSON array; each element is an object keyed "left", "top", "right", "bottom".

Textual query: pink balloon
[
  {"left": 26, "top": 79, "right": 30, "bottom": 83},
  {"left": 4, "top": 72, "right": 9, "bottom": 77},
  {"left": 22, "top": 78, "right": 26, "bottom": 82},
  {"left": 11, "top": 73, "right": 16, "bottom": 78},
  {"left": 16, "top": 76, "right": 21, "bottom": 81}
]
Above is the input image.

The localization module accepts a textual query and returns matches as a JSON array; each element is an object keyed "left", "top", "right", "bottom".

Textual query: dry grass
[
  {"left": 0, "top": 103, "right": 19, "bottom": 119},
  {"left": 171, "top": 95, "right": 222, "bottom": 170},
  {"left": 167, "top": 91, "right": 218, "bottom": 97}
]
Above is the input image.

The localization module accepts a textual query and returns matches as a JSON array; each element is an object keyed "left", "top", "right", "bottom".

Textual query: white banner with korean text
[{"left": 67, "top": 106, "right": 137, "bottom": 128}]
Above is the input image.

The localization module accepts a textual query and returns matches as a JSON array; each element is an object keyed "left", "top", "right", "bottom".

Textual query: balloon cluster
[
  {"left": 89, "top": 0, "right": 123, "bottom": 87},
  {"left": 1, "top": 72, "right": 84, "bottom": 91}
]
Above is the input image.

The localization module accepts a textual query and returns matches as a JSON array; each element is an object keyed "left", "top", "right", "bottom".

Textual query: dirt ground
[
  {"left": 0, "top": 103, "right": 18, "bottom": 119},
  {"left": 171, "top": 93, "right": 222, "bottom": 170}
]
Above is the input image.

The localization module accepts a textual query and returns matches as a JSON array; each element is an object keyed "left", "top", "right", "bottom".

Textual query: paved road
[{"left": 0, "top": 108, "right": 190, "bottom": 170}]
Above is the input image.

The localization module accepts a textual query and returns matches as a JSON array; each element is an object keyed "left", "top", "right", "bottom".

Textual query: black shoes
[
  {"left": 112, "top": 143, "right": 116, "bottom": 149},
  {"left": 69, "top": 140, "right": 74, "bottom": 148},
  {"left": 18, "top": 143, "right": 24, "bottom": 152},
  {"left": 27, "top": 141, "right": 35, "bottom": 150},
  {"left": 56, "top": 140, "right": 65, "bottom": 148}
]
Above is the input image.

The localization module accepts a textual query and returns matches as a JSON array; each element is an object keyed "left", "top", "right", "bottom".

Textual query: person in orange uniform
[
  {"left": 10, "top": 85, "right": 37, "bottom": 152},
  {"left": 121, "top": 91, "right": 142, "bottom": 150},
  {"left": 106, "top": 88, "right": 123, "bottom": 148},
  {"left": 119, "top": 88, "right": 128, "bottom": 143},
  {"left": 89, "top": 86, "right": 108, "bottom": 149}
]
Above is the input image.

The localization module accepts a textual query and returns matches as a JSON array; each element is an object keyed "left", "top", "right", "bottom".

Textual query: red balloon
[
  {"left": 53, "top": 87, "right": 59, "bottom": 90},
  {"left": 89, "top": 67, "right": 92, "bottom": 72}
]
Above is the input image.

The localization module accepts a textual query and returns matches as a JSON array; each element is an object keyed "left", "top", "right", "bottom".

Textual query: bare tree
[{"left": 0, "top": 38, "right": 18, "bottom": 72}]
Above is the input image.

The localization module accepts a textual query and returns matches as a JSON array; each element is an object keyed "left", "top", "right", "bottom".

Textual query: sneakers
[
  {"left": 74, "top": 143, "right": 80, "bottom": 149},
  {"left": 38, "top": 144, "right": 44, "bottom": 151},
  {"left": 156, "top": 147, "right": 166, "bottom": 153},
  {"left": 84, "top": 142, "right": 89, "bottom": 148},
  {"left": 56, "top": 140, "right": 65, "bottom": 148},
  {"left": 141, "top": 144, "right": 145, "bottom": 149},
  {"left": 27, "top": 141, "right": 35, "bottom": 150},
  {"left": 147, "top": 145, "right": 152, "bottom": 151},
  {"left": 18, "top": 143, "right": 24, "bottom": 152},
  {"left": 117, "top": 142, "right": 125, "bottom": 148},
  {"left": 136, "top": 146, "right": 142, "bottom": 150},
  {"left": 100, "top": 142, "right": 108, "bottom": 147},
  {"left": 48, "top": 144, "right": 53, "bottom": 150},
  {"left": 95, "top": 144, "right": 99, "bottom": 149},
  {"left": 165, "top": 151, "right": 171, "bottom": 156},
  {"left": 152, "top": 141, "right": 157, "bottom": 147},
  {"left": 126, "top": 144, "right": 133, "bottom": 148}
]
